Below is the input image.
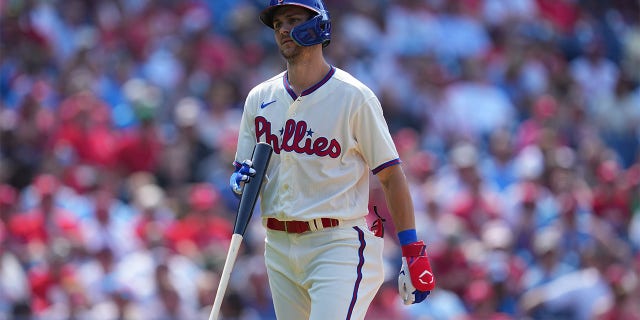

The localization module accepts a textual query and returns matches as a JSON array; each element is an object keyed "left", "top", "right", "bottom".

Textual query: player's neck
[{"left": 286, "top": 55, "right": 330, "bottom": 96}]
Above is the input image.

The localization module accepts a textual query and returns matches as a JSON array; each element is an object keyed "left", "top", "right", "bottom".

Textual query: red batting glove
[{"left": 398, "top": 240, "right": 435, "bottom": 305}]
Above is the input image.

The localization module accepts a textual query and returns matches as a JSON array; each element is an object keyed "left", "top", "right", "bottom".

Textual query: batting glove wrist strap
[
  {"left": 398, "top": 240, "right": 435, "bottom": 305},
  {"left": 401, "top": 240, "right": 425, "bottom": 257}
]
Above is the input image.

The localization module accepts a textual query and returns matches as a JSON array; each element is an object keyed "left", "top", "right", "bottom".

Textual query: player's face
[{"left": 272, "top": 6, "right": 312, "bottom": 59}]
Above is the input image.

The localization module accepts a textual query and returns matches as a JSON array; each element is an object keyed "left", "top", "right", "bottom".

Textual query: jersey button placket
[
  {"left": 288, "top": 97, "right": 300, "bottom": 118},
  {"left": 279, "top": 153, "right": 294, "bottom": 209}
]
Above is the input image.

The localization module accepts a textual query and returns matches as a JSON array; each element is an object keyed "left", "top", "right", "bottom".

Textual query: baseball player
[{"left": 230, "top": 1, "right": 435, "bottom": 319}]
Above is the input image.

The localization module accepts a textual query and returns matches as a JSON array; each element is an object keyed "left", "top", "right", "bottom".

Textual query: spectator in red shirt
[
  {"left": 428, "top": 215, "right": 473, "bottom": 297},
  {"left": 595, "top": 263, "right": 640, "bottom": 320},
  {"left": 8, "top": 175, "right": 83, "bottom": 260},
  {"left": 116, "top": 116, "right": 162, "bottom": 176},
  {"left": 0, "top": 184, "right": 18, "bottom": 225},
  {"left": 591, "top": 159, "right": 633, "bottom": 237},
  {"left": 27, "top": 251, "right": 86, "bottom": 316},
  {"left": 53, "top": 91, "right": 119, "bottom": 169},
  {"left": 164, "top": 183, "right": 232, "bottom": 256}
]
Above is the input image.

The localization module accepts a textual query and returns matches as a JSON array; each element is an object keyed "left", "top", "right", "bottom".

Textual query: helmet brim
[{"left": 259, "top": 3, "right": 320, "bottom": 29}]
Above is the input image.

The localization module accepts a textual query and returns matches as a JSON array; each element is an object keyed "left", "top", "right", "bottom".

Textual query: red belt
[{"left": 266, "top": 217, "right": 340, "bottom": 233}]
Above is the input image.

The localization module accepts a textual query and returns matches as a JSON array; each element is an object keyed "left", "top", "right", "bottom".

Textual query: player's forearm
[{"left": 377, "top": 164, "right": 416, "bottom": 233}]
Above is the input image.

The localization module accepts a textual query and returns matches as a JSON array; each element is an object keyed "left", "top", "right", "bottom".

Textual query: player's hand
[
  {"left": 398, "top": 240, "right": 435, "bottom": 305},
  {"left": 230, "top": 160, "right": 256, "bottom": 196}
]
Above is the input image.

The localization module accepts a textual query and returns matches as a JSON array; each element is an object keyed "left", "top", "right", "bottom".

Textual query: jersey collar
[{"left": 284, "top": 66, "right": 335, "bottom": 100}]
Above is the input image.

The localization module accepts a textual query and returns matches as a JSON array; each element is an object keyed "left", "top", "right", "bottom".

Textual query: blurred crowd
[{"left": 1, "top": 0, "right": 640, "bottom": 319}]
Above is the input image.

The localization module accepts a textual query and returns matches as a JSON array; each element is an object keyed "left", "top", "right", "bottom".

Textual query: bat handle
[{"left": 209, "top": 233, "right": 244, "bottom": 320}]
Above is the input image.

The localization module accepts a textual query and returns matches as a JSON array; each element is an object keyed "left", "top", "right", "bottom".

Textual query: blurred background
[{"left": 1, "top": 0, "right": 640, "bottom": 319}]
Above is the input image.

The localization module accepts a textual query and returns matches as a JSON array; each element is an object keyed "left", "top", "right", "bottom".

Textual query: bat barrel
[{"left": 234, "top": 142, "right": 273, "bottom": 235}]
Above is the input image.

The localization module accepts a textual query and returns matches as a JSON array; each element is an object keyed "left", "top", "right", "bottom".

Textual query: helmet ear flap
[
  {"left": 319, "top": 18, "right": 331, "bottom": 47},
  {"left": 290, "top": 12, "right": 331, "bottom": 47}
]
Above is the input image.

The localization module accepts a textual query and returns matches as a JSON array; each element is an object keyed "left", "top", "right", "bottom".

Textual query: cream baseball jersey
[{"left": 235, "top": 66, "right": 400, "bottom": 221}]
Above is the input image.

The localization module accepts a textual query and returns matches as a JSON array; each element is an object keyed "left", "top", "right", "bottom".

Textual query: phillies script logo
[{"left": 255, "top": 116, "right": 341, "bottom": 158}]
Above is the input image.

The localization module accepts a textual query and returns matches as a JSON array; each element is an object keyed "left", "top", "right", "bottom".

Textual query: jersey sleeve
[
  {"left": 352, "top": 96, "right": 401, "bottom": 174},
  {"left": 234, "top": 90, "right": 259, "bottom": 164}
]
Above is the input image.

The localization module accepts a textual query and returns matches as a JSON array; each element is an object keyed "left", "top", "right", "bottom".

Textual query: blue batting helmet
[{"left": 259, "top": 0, "right": 331, "bottom": 47}]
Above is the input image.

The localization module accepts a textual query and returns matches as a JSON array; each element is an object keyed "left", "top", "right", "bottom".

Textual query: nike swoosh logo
[{"left": 261, "top": 100, "right": 276, "bottom": 109}]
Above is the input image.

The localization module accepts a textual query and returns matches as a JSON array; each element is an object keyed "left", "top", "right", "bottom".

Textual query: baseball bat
[{"left": 209, "top": 142, "right": 273, "bottom": 320}]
